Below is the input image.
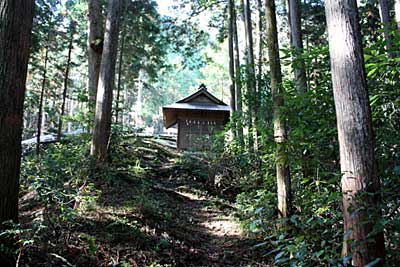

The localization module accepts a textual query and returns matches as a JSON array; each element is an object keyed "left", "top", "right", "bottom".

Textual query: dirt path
[{"left": 146, "top": 140, "right": 268, "bottom": 267}]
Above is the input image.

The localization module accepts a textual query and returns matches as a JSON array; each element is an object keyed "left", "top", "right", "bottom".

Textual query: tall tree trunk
[
  {"left": 87, "top": 0, "right": 104, "bottom": 112},
  {"left": 91, "top": 0, "right": 123, "bottom": 162},
  {"left": 288, "top": 0, "right": 310, "bottom": 179},
  {"left": 303, "top": 0, "right": 311, "bottom": 89},
  {"left": 123, "top": 83, "right": 129, "bottom": 125},
  {"left": 68, "top": 99, "right": 75, "bottom": 132},
  {"left": 135, "top": 69, "right": 144, "bottom": 127},
  {"left": 255, "top": 0, "right": 263, "bottom": 147},
  {"left": 232, "top": 5, "right": 244, "bottom": 145},
  {"left": 57, "top": 21, "right": 75, "bottom": 141},
  {"left": 115, "top": 29, "right": 125, "bottom": 124},
  {"left": 378, "top": 0, "right": 394, "bottom": 58},
  {"left": 256, "top": 0, "right": 263, "bottom": 93},
  {"left": 288, "top": 0, "right": 307, "bottom": 93},
  {"left": 265, "top": 0, "right": 291, "bottom": 220},
  {"left": 396, "top": 0, "right": 400, "bottom": 31},
  {"left": 242, "top": 0, "right": 257, "bottom": 151},
  {"left": 325, "top": 0, "right": 386, "bottom": 265},
  {"left": 0, "top": 0, "right": 35, "bottom": 264},
  {"left": 36, "top": 47, "right": 49, "bottom": 155},
  {"left": 228, "top": 0, "right": 236, "bottom": 113}
]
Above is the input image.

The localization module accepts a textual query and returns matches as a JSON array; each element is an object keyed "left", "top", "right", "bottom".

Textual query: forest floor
[{"left": 18, "top": 136, "right": 269, "bottom": 267}]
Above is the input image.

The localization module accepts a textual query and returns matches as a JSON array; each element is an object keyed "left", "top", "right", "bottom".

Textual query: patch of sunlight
[
  {"left": 202, "top": 216, "right": 243, "bottom": 237},
  {"left": 176, "top": 190, "right": 207, "bottom": 201}
]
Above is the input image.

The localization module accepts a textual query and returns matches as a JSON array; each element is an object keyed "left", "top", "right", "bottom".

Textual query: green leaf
[
  {"left": 314, "top": 250, "right": 324, "bottom": 258},
  {"left": 369, "top": 95, "right": 380, "bottom": 106},
  {"left": 275, "top": 251, "right": 285, "bottom": 260},
  {"left": 367, "top": 67, "right": 378, "bottom": 78},
  {"left": 254, "top": 241, "right": 269, "bottom": 248}
]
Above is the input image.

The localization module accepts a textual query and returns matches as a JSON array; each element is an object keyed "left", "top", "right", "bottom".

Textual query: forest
[{"left": 0, "top": 0, "right": 399, "bottom": 266}]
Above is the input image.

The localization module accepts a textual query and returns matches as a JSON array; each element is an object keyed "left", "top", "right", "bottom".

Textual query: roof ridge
[
  {"left": 176, "top": 84, "right": 227, "bottom": 106},
  {"left": 198, "top": 83, "right": 207, "bottom": 91}
]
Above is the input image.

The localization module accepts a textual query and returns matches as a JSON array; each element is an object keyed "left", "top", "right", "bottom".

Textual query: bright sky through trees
[
  {"left": 1, "top": 0, "right": 398, "bottom": 265},
  {"left": 156, "top": 0, "right": 175, "bottom": 16}
]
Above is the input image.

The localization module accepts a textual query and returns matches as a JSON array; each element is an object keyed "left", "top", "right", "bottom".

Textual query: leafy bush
[{"left": 219, "top": 41, "right": 400, "bottom": 266}]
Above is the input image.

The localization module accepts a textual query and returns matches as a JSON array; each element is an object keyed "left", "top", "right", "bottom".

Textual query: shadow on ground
[{"left": 19, "top": 137, "right": 269, "bottom": 267}]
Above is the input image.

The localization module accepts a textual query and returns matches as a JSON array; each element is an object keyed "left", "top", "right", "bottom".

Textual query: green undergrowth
[{"left": 8, "top": 133, "right": 213, "bottom": 266}]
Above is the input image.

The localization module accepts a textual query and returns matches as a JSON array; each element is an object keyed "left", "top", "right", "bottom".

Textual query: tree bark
[
  {"left": 288, "top": 0, "right": 307, "bottom": 93},
  {"left": 228, "top": 0, "right": 236, "bottom": 113},
  {"left": 378, "top": 0, "right": 394, "bottom": 58},
  {"left": 242, "top": 0, "right": 257, "bottom": 151},
  {"left": 115, "top": 28, "right": 125, "bottom": 124},
  {"left": 36, "top": 47, "right": 49, "bottom": 155},
  {"left": 91, "top": 0, "right": 123, "bottom": 162},
  {"left": 57, "top": 21, "right": 75, "bottom": 141},
  {"left": 87, "top": 0, "right": 104, "bottom": 112},
  {"left": 396, "top": 0, "right": 400, "bottom": 31},
  {"left": 0, "top": 0, "right": 35, "bottom": 264},
  {"left": 265, "top": 0, "right": 291, "bottom": 220},
  {"left": 325, "top": 0, "right": 386, "bottom": 265},
  {"left": 232, "top": 5, "right": 244, "bottom": 145},
  {"left": 135, "top": 69, "right": 144, "bottom": 127},
  {"left": 256, "top": 0, "right": 263, "bottom": 94},
  {"left": 255, "top": 0, "right": 263, "bottom": 147}
]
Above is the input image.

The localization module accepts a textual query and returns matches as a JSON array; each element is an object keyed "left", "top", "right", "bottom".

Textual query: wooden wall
[{"left": 177, "top": 111, "right": 226, "bottom": 150}]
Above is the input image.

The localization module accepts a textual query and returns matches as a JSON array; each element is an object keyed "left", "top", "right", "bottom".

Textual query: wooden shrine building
[{"left": 162, "top": 84, "right": 230, "bottom": 150}]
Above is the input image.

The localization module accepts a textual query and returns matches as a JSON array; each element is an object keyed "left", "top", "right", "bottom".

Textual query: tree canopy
[{"left": 0, "top": 0, "right": 399, "bottom": 266}]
